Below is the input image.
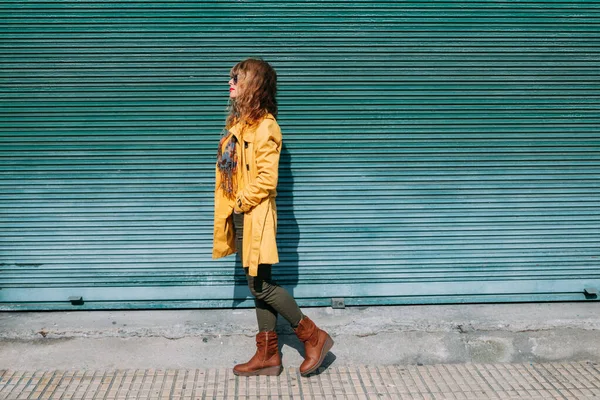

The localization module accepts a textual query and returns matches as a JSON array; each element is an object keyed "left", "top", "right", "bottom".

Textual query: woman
[{"left": 212, "top": 58, "right": 334, "bottom": 377}]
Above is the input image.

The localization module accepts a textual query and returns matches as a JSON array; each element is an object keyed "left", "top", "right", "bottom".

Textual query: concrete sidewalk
[{"left": 2, "top": 362, "right": 600, "bottom": 399}]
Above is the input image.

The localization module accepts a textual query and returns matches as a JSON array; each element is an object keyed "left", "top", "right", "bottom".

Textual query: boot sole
[
  {"left": 233, "top": 365, "right": 283, "bottom": 377},
  {"left": 301, "top": 335, "right": 334, "bottom": 377}
]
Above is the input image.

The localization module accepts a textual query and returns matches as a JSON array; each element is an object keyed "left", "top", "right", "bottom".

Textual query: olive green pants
[{"left": 232, "top": 212, "right": 304, "bottom": 332}]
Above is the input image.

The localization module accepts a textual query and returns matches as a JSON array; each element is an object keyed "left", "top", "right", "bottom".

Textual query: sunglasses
[{"left": 230, "top": 74, "right": 238, "bottom": 84}]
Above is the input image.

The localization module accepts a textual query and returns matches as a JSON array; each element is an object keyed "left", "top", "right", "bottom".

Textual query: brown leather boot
[
  {"left": 294, "top": 316, "right": 334, "bottom": 376},
  {"left": 233, "top": 331, "right": 283, "bottom": 376}
]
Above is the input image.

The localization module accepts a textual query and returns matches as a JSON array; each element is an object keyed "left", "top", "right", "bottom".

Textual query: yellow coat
[{"left": 212, "top": 114, "right": 281, "bottom": 277}]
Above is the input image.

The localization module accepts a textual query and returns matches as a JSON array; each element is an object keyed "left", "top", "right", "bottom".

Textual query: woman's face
[{"left": 228, "top": 73, "right": 239, "bottom": 98}]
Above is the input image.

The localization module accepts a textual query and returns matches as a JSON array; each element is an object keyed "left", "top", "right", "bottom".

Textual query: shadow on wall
[
  {"left": 231, "top": 143, "right": 300, "bottom": 306},
  {"left": 277, "top": 143, "right": 300, "bottom": 295}
]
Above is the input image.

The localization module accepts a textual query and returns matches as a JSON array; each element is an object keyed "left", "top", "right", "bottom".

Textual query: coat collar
[{"left": 229, "top": 113, "right": 275, "bottom": 143}]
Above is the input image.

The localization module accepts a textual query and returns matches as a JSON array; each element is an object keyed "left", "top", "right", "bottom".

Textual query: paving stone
[{"left": 1, "top": 361, "right": 600, "bottom": 399}]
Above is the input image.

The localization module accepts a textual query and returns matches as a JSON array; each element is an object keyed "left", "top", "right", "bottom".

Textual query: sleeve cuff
[{"left": 234, "top": 196, "right": 247, "bottom": 214}]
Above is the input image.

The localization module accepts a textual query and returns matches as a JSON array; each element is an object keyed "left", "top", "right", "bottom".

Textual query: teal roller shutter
[{"left": 1, "top": 1, "right": 599, "bottom": 310}]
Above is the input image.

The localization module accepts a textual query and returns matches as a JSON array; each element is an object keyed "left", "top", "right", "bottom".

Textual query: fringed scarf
[{"left": 216, "top": 130, "right": 238, "bottom": 200}]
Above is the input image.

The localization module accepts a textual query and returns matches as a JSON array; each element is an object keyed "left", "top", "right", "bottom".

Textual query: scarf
[{"left": 216, "top": 130, "right": 238, "bottom": 200}]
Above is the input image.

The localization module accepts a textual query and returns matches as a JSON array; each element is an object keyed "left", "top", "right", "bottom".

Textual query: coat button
[{"left": 246, "top": 164, "right": 250, "bottom": 171}]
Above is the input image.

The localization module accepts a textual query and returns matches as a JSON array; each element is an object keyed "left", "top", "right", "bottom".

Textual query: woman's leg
[
  {"left": 232, "top": 212, "right": 303, "bottom": 329},
  {"left": 245, "top": 264, "right": 304, "bottom": 330},
  {"left": 245, "top": 266, "right": 279, "bottom": 331},
  {"left": 231, "top": 212, "right": 283, "bottom": 376},
  {"left": 233, "top": 213, "right": 281, "bottom": 331},
  {"left": 231, "top": 212, "right": 332, "bottom": 376},
  {"left": 248, "top": 265, "right": 334, "bottom": 377}
]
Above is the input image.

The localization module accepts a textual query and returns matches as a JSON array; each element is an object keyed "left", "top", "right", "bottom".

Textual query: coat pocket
[{"left": 243, "top": 140, "right": 258, "bottom": 183}]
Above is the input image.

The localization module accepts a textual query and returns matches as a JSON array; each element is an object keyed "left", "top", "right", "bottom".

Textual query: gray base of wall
[{"left": 1, "top": 303, "right": 599, "bottom": 369}]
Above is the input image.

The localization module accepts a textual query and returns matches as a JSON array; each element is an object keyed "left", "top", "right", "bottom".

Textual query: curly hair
[{"left": 226, "top": 58, "right": 278, "bottom": 129}]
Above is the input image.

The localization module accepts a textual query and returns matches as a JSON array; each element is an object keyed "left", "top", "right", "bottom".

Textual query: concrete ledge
[{"left": 1, "top": 303, "right": 599, "bottom": 369}]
